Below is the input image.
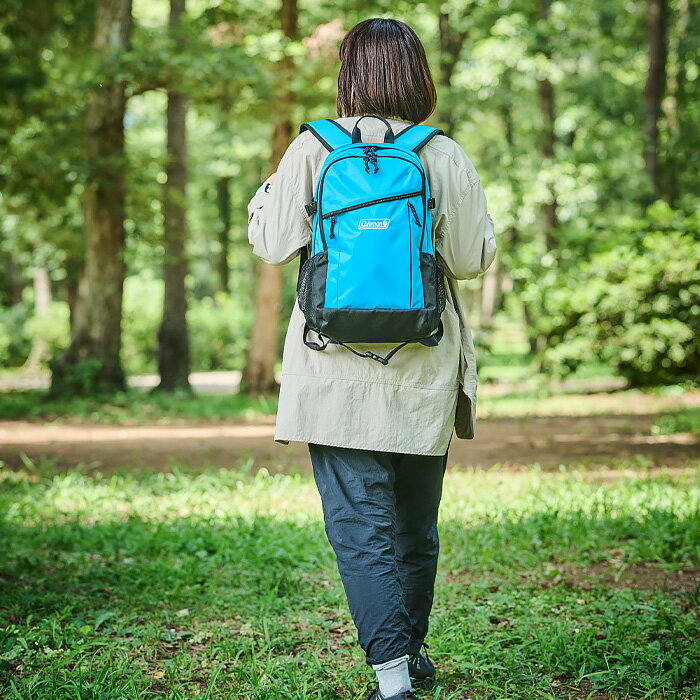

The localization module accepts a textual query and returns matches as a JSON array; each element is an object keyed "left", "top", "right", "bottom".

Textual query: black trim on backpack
[
  {"left": 395, "top": 123, "right": 418, "bottom": 139},
  {"left": 325, "top": 119, "right": 352, "bottom": 137},
  {"left": 299, "top": 123, "right": 333, "bottom": 152},
  {"left": 412, "top": 128, "right": 444, "bottom": 153}
]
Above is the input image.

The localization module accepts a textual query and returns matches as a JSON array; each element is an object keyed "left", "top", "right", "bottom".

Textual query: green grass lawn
[
  {"left": 1, "top": 459, "right": 698, "bottom": 699},
  {"left": 0, "top": 389, "right": 279, "bottom": 424}
]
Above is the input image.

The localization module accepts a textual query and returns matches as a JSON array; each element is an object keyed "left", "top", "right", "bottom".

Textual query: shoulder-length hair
[{"left": 336, "top": 18, "right": 437, "bottom": 124}]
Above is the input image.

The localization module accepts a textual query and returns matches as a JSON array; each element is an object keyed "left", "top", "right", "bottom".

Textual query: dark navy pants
[{"left": 308, "top": 442, "right": 447, "bottom": 666}]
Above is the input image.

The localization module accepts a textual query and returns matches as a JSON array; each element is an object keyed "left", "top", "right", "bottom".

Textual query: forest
[
  {"left": 1, "top": 2, "right": 700, "bottom": 699},
  {"left": 1, "top": 0, "right": 697, "bottom": 395}
]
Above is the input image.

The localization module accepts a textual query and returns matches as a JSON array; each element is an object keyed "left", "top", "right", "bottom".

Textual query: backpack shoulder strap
[
  {"left": 299, "top": 119, "right": 352, "bottom": 152},
  {"left": 394, "top": 124, "right": 444, "bottom": 153}
]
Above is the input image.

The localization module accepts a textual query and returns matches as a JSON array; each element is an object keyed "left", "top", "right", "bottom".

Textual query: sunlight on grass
[{"left": 1, "top": 459, "right": 699, "bottom": 698}]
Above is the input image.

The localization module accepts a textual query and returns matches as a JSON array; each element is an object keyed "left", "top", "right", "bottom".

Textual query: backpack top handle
[{"left": 351, "top": 114, "right": 395, "bottom": 144}]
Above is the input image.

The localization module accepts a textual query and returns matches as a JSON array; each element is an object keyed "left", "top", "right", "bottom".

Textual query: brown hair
[{"left": 337, "top": 18, "right": 437, "bottom": 124}]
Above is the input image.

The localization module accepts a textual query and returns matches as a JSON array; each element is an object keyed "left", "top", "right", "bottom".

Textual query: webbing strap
[
  {"left": 393, "top": 124, "right": 444, "bottom": 152},
  {"left": 302, "top": 320, "right": 444, "bottom": 365},
  {"left": 299, "top": 119, "right": 352, "bottom": 152}
]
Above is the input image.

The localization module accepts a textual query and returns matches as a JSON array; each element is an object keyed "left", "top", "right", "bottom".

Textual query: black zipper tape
[{"left": 322, "top": 190, "right": 422, "bottom": 219}]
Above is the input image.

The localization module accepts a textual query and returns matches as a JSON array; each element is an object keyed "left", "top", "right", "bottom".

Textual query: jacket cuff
[{"left": 247, "top": 183, "right": 271, "bottom": 219}]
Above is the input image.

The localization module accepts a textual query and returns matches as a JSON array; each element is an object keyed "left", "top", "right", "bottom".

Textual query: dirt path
[{"left": 1, "top": 411, "right": 697, "bottom": 474}]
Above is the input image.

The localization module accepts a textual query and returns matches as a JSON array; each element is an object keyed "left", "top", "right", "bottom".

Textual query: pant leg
[
  {"left": 308, "top": 442, "right": 411, "bottom": 666},
  {"left": 393, "top": 447, "right": 447, "bottom": 655}
]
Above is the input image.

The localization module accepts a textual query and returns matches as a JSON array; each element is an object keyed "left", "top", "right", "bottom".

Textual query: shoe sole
[{"left": 412, "top": 674, "right": 436, "bottom": 691}]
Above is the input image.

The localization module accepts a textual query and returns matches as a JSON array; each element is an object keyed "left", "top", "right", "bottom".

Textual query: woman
[{"left": 247, "top": 18, "right": 496, "bottom": 700}]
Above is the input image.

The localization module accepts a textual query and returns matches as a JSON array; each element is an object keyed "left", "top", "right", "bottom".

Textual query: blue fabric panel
[
  {"left": 311, "top": 141, "right": 438, "bottom": 311},
  {"left": 301, "top": 119, "right": 352, "bottom": 151},
  {"left": 393, "top": 125, "right": 442, "bottom": 152},
  {"left": 325, "top": 195, "right": 425, "bottom": 310},
  {"left": 318, "top": 145, "right": 424, "bottom": 215}
]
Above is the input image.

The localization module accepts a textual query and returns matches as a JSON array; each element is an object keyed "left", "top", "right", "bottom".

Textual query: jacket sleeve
[
  {"left": 434, "top": 154, "right": 497, "bottom": 281},
  {"left": 247, "top": 135, "right": 314, "bottom": 265}
]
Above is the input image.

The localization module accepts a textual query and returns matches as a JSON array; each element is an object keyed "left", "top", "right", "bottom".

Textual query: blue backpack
[{"left": 297, "top": 114, "right": 446, "bottom": 365}]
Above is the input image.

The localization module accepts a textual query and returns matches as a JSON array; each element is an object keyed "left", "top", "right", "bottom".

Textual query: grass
[
  {"left": 652, "top": 407, "right": 700, "bottom": 437},
  {"left": 1, "top": 458, "right": 699, "bottom": 699},
  {"left": 0, "top": 389, "right": 278, "bottom": 424}
]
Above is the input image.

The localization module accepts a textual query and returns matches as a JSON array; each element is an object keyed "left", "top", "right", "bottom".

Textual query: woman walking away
[{"left": 247, "top": 18, "right": 496, "bottom": 700}]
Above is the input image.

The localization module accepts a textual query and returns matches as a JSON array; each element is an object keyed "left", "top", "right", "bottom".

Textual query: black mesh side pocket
[
  {"left": 296, "top": 252, "right": 328, "bottom": 326},
  {"left": 297, "top": 257, "right": 314, "bottom": 318},
  {"left": 419, "top": 252, "right": 446, "bottom": 316},
  {"left": 435, "top": 258, "right": 446, "bottom": 314}
]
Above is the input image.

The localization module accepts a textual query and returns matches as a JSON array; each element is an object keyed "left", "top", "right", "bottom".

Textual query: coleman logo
[{"left": 358, "top": 218, "right": 390, "bottom": 230}]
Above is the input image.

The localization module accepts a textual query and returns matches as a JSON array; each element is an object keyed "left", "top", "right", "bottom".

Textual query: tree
[
  {"left": 241, "top": 0, "right": 298, "bottom": 395},
  {"left": 644, "top": 0, "right": 668, "bottom": 200},
  {"left": 50, "top": 0, "right": 132, "bottom": 395},
  {"left": 156, "top": 0, "right": 191, "bottom": 393},
  {"left": 535, "top": 0, "right": 558, "bottom": 251}
]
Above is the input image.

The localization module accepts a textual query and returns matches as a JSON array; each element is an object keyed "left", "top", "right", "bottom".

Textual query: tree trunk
[
  {"left": 156, "top": 0, "right": 191, "bottom": 393},
  {"left": 23, "top": 266, "right": 52, "bottom": 371},
  {"left": 536, "top": 0, "right": 558, "bottom": 251},
  {"left": 217, "top": 176, "right": 231, "bottom": 294},
  {"left": 500, "top": 71, "right": 537, "bottom": 355},
  {"left": 0, "top": 250, "right": 24, "bottom": 307},
  {"left": 480, "top": 256, "right": 500, "bottom": 329},
  {"left": 437, "top": 10, "right": 468, "bottom": 137},
  {"left": 644, "top": 0, "right": 668, "bottom": 201},
  {"left": 50, "top": 0, "right": 132, "bottom": 395},
  {"left": 241, "top": 0, "right": 297, "bottom": 396}
]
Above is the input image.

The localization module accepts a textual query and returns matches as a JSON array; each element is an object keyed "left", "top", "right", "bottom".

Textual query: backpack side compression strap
[
  {"left": 394, "top": 124, "right": 444, "bottom": 152},
  {"left": 299, "top": 119, "right": 352, "bottom": 152}
]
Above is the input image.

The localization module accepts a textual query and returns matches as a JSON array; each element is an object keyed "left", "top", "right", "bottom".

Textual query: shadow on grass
[{"left": 0, "top": 499, "right": 698, "bottom": 699}]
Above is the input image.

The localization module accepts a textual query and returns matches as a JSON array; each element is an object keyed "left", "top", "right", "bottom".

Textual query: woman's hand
[{"left": 264, "top": 172, "right": 277, "bottom": 186}]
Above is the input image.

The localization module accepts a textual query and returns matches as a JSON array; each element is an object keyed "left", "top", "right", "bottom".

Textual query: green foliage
[
  {"left": 653, "top": 407, "right": 700, "bottom": 437},
  {"left": 24, "top": 301, "right": 70, "bottom": 356},
  {"left": 529, "top": 209, "right": 700, "bottom": 385},
  {"left": 0, "top": 303, "right": 31, "bottom": 366},
  {"left": 0, "top": 388, "right": 277, "bottom": 422},
  {"left": 122, "top": 271, "right": 252, "bottom": 374},
  {"left": 47, "top": 356, "right": 106, "bottom": 396}
]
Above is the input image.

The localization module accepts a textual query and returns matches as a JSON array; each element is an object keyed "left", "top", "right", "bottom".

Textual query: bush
[
  {"left": 121, "top": 271, "right": 251, "bottom": 375},
  {"left": 0, "top": 303, "right": 31, "bottom": 367},
  {"left": 528, "top": 210, "right": 700, "bottom": 386}
]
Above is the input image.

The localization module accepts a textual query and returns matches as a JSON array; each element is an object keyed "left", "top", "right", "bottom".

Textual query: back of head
[{"left": 337, "top": 18, "right": 437, "bottom": 125}]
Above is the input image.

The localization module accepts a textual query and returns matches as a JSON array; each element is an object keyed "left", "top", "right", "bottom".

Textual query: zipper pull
[
  {"left": 329, "top": 216, "right": 336, "bottom": 239},
  {"left": 408, "top": 201, "right": 421, "bottom": 227}
]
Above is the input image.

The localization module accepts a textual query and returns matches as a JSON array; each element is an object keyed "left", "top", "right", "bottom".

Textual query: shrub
[{"left": 529, "top": 211, "right": 699, "bottom": 386}]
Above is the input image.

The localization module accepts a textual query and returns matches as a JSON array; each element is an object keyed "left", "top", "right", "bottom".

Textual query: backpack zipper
[
  {"left": 407, "top": 201, "right": 421, "bottom": 227},
  {"left": 329, "top": 216, "right": 336, "bottom": 239},
  {"left": 316, "top": 153, "right": 427, "bottom": 249},
  {"left": 322, "top": 190, "right": 422, "bottom": 219}
]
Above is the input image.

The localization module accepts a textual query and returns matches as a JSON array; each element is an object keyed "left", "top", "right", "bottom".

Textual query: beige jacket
[{"left": 247, "top": 115, "right": 496, "bottom": 456}]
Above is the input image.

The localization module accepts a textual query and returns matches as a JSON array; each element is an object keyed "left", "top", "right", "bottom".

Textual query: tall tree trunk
[
  {"left": 437, "top": 10, "right": 468, "bottom": 137},
  {"left": 480, "top": 256, "right": 500, "bottom": 329},
  {"left": 241, "top": 0, "right": 297, "bottom": 396},
  {"left": 536, "top": 0, "right": 558, "bottom": 251},
  {"left": 64, "top": 251, "right": 85, "bottom": 334},
  {"left": 217, "top": 175, "right": 231, "bottom": 293},
  {"left": 665, "top": 0, "right": 693, "bottom": 206},
  {"left": 50, "top": 0, "right": 132, "bottom": 395},
  {"left": 23, "top": 266, "right": 52, "bottom": 371},
  {"left": 644, "top": 0, "right": 668, "bottom": 201},
  {"left": 156, "top": 0, "right": 191, "bottom": 393},
  {"left": 0, "top": 250, "right": 24, "bottom": 306},
  {"left": 501, "top": 73, "right": 538, "bottom": 355}
]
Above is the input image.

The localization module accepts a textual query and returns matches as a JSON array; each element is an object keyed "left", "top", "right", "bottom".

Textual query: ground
[
  {"left": 1, "top": 376, "right": 699, "bottom": 699},
  {"left": 1, "top": 390, "right": 698, "bottom": 474}
]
